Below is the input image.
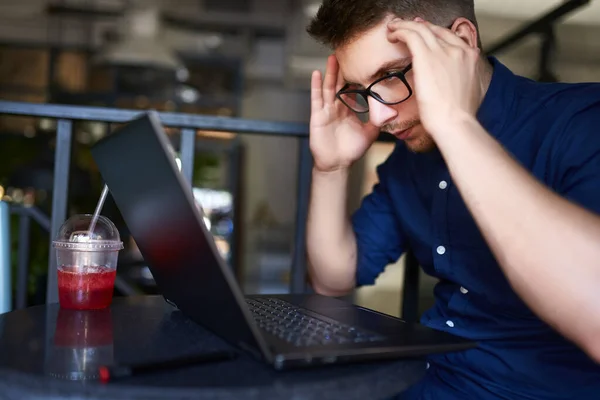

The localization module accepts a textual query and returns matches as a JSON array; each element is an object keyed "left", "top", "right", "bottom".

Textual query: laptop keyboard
[{"left": 246, "top": 297, "right": 385, "bottom": 347}]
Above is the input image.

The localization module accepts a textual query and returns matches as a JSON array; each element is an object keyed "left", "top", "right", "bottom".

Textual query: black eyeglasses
[{"left": 336, "top": 63, "right": 413, "bottom": 114}]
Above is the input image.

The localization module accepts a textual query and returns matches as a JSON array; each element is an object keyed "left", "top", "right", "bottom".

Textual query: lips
[{"left": 392, "top": 126, "right": 414, "bottom": 140}]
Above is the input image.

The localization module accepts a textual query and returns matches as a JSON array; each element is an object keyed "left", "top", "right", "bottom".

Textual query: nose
[{"left": 368, "top": 98, "right": 398, "bottom": 128}]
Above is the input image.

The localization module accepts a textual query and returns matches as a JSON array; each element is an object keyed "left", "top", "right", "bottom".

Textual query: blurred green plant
[
  {"left": 193, "top": 152, "right": 222, "bottom": 188},
  {"left": 0, "top": 134, "right": 49, "bottom": 302},
  {"left": 9, "top": 215, "right": 50, "bottom": 301}
]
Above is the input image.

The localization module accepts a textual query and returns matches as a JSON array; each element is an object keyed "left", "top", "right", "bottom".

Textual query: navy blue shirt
[{"left": 352, "top": 57, "right": 600, "bottom": 399}]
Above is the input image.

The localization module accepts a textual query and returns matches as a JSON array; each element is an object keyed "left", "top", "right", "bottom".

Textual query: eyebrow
[{"left": 344, "top": 58, "right": 412, "bottom": 87}]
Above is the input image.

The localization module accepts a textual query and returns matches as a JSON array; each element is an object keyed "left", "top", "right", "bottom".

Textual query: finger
[
  {"left": 386, "top": 26, "right": 431, "bottom": 60},
  {"left": 387, "top": 19, "right": 439, "bottom": 50},
  {"left": 322, "top": 54, "right": 339, "bottom": 104},
  {"left": 336, "top": 62, "right": 345, "bottom": 93},
  {"left": 311, "top": 70, "right": 324, "bottom": 113}
]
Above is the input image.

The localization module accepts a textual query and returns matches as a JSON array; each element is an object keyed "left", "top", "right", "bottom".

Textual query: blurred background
[{"left": 1, "top": 0, "right": 599, "bottom": 316}]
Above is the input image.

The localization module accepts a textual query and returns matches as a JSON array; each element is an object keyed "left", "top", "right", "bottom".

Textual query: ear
[{"left": 450, "top": 17, "right": 480, "bottom": 49}]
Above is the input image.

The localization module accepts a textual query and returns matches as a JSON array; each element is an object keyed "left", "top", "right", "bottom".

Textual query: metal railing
[
  {"left": 0, "top": 100, "right": 313, "bottom": 305},
  {"left": 485, "top": 0, "right": 590, "bottom": 82}
]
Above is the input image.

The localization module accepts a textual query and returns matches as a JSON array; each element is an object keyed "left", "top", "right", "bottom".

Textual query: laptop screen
[{"left": 90, "top": 113, "right": 270, "bottom": 359}]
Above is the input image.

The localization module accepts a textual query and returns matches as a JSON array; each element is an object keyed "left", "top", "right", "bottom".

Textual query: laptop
[{"left": 90, "top": 112, "right": 475, "bottom": 370}]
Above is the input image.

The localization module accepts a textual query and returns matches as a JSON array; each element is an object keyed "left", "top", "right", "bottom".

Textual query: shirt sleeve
[
  {"left": 351, "top": 145, "right": 407, "bottom": 286},
  {"left": 555, "top": 103, "right": 600, "bottom": 214}
]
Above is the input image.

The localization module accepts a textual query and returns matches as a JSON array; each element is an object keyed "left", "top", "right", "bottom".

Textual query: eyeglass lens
[{"left": 339, "top": 76, "right": 411, "bottom": 113}]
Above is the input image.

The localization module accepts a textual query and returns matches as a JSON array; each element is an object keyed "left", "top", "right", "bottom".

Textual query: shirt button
[
  {"left": 436, "top": 246, "right": 446, "bottom": 255},
  {"left": 446, "top": 320, "right": 455, "bottom": 328},
  {"left": 426, "top": 362, "right": 430, "bottom": 370},
  {"left": 438, "top": 180, "right": 448, "bottom": 190},
  {"left": 460, "top": 286, "right": 469, "bottom": 294}
]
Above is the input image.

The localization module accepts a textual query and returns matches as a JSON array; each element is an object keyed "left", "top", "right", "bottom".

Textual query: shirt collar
[{"left": 476, "top": 56, "right": 517, "bottom": 138}]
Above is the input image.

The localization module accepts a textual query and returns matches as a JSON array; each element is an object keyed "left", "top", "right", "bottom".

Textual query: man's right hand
[{"left": 310, "top": 55, "right": 380, "bottom": 173}]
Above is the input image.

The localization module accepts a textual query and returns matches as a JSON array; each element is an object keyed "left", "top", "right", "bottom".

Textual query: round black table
[{"left": 0, "top": 295, "right": 426, "bottom": 399}]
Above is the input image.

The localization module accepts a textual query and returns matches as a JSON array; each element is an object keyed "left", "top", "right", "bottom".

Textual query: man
[{"left": 305, "top": 1, "right": 600, "bottom": 399}]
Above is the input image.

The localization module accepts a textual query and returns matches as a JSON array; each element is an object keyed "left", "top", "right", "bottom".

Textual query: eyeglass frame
[{"left": 335, "top": 63, "right": 413, "bottom": 114}]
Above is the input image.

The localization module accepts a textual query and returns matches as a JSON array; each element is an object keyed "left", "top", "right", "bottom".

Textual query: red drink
[{"left": 57, "top": 265, "right": 116, "bottom": 310}]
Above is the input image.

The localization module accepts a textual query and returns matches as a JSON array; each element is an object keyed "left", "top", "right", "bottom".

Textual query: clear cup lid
[{"left": 52, "top": 214, "right": 124, "bottom": 251}]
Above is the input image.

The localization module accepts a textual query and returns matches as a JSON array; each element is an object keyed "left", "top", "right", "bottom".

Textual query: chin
[{"left": 404, "top": 134, "right": 437, "bottom": 154}]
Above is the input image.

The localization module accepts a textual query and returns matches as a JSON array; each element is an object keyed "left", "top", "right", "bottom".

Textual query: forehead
[{"left": 335, "top": 17, "right": 411, "bottom": 85}]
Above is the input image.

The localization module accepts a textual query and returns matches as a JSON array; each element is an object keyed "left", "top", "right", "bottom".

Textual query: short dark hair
[{"left": 307, "top": 0, "right": 481, "bottom": 49}]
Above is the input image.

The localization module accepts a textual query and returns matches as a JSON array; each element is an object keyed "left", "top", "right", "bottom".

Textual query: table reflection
[{"left": 45, "top": 308, "right": 114, "bottom": 381}]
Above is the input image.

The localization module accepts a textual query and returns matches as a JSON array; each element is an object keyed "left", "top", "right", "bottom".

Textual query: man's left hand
[{"left": 386, "top": 19, "right": 483, "bottom": 138}]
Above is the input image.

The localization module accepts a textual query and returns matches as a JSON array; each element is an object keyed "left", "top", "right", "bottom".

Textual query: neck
[{"left": 477, "top": 57, "right": 494, "bottom": 107}]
